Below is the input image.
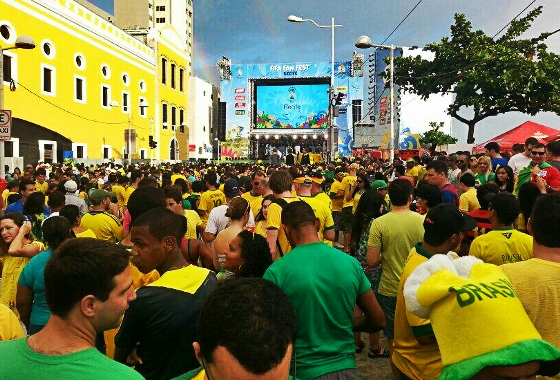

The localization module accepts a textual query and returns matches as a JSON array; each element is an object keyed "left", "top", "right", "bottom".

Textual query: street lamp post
[
  {"left": 354, "top": 35, "right": 396, "bottom": 161},
  {"left": 0, "top": 35, "right": 35, "bottom": 178},
  {"left": 288, "top": 15, "right": 343, "bottom": 161}
]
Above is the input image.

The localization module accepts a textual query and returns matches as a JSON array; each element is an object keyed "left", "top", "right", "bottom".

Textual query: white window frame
[
  {"left": 122, "top": 91, "right": 130, "bottom": 114},
  {"left": 1, "top": 50, "right": 17, "bottom": 89},
  {"left": 139, "top": 80, "right": 146, "bottom": 93},
  {"left": 74, "top": 75, "right": 86, "bottom": 104},
  {"left": 0, "top": 21, "right": 17, "bottom": 45},
  {"left": 72, "top": 143, "right": 88, "bottom": 159},
  {"left": 41, "top": 63, "right": 56, "bottom": 97},
  {"left": 139, "top": 148, "right": 147, "bottom": 160},
  {"left": 171, "top": 105, "right": 176, "bottom": 130},
  {"left": 162, "top": 102, "right": 168, "bottom": 128},
  {"left": 139, "top": 97, "right": 147, "bottom": 117},
  {"left": 4, "top": 137, "right": 20, "bottom": 158},
  {"left": 38, "top": 140, "right": 58, "bottom": 163},
  {"left": 101, "top": 63, "right": 111, "bottom": 79},
  {"left": 122, "top": 72, "right": 130, "bottom": 87},
  {"left": 74, "top": 52, "right": 86, "bottom": 70},
  {"left": 179, "top": 68, "right": 184, "bottom": 92},
  {"left": 102, "top": 144, "right": 112, "bottom": 159},
  {"left": 40, "top": 39, "right": 56, "bottom": 60},
  {"left": 101, "top": 84, "right": 111, "bottom": 109},
  {"left": 170, "top": 62, "right": 176, "bottom": 88}
]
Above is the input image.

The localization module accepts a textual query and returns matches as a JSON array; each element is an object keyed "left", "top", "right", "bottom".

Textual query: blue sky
[{"left": 91, "top": 0, "right": 560, "bottom": 143}]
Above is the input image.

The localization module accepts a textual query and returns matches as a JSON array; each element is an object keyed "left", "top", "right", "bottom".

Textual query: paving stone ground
[
  {"left": 334, "top": 237, "right": 393, "bottom": 379},
  {"left": 355, "top": 334, "right": 393, "bottom": 380}
]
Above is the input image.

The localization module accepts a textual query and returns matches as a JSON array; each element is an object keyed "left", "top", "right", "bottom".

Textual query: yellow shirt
[
  {"left": 312, "top": 191, "right": 332, "bottom": 212},
  {"left": 242, "top": 191, "right": 263, "bottom": 219},
  {"left": 298, "top": 196, "right": 335, "bottom": 246},
  {"left": 368, "top": 211, "right": 425, "bottom": 297},
  {"left": 417, "top": 166, "right": 427, "bottom": 183},
  {"left": 405, "top": 166, "right": 420, "bottom": 181},
  {"left": 469, "top": 228, "right": 533, "bottom": 266},
  {"left": 329, "top": 180, "right": 344, "bottom": 212},
  {"left": 502, "top": 258, "right": 560, "bottom": 376},
  {"left": 255, "top": 220, "right": 267, "bottom": 238},
  {"left": 75, "top": 229, "right": 97, "bottom": 238},
  {"left": 0, "top": 241, "right": 45, "bottom": 313},
  {"left": 112, "top": 184, "right": 127, "bottom": 209},
  {"left": 352, "top": 192, "right": 362, "bottom": 214},
  {"left": 198, "top": 189, "right": 226, "bottom": 226},
  {"left": 266, "top": 197, "right": 299, "bottom": 260},
  {"left": 105, "top": 262, "right": 159, "bottom": 359},
  {"left": 2, "top": 190, "right": 17, "bottom": 208},
  {"left": 80, "top": 211, "right": 124, "bottom": 243},
  {"left": 459, "top": 188, "right": 480, "bottom": 213},
  {"left": 171, "top": 174, "right": 187, "bottom": 184},
  {"left": 341, "top": 175, "right": 357, "bottom": 208},
  {"left": 0, "top": 304, "right": 25, "bottom": 341},
  {"left": 184, "top": 210, "right": 202, "bottom": 239},
  {"left": 392, "top": 245, "right": 443, "bottom": 380},
  {"left": 123, "top": 186, "right": 135, "bottom": 207},
  {"left": 35, "top": 182, "right": 49, "bottom": 194}
]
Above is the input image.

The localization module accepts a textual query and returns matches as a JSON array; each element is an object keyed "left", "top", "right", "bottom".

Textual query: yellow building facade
[{"left": 0, "top": 0, "right": 189, "bottom": 165}]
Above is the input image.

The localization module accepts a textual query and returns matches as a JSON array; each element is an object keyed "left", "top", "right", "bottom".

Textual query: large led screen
[{"left": 255, "top": 83, "right": 329, "bottom": 129}]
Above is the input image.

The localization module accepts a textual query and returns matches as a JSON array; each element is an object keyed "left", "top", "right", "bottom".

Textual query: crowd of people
[{"left": 0, "top": 135, "right": 560, "bottom": 380}]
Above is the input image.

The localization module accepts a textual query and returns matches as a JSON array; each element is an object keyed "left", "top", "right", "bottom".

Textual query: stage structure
[{"left": 218, "top": 59, "right": 364, "bottom": 160}]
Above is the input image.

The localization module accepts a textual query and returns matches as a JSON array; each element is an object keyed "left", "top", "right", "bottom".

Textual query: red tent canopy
[{"left": 473, "top": 121, "right": 560, "bottom": 153}]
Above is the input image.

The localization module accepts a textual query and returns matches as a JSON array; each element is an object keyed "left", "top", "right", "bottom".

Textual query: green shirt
[
  {"left": 367, "top": 211, "right": 425, "bottom": 297},
  {"left": 0, "top": 338, "right": 144, "bottom": 380},
  {"left": 264, "top": 242, "right": 371, "bottom": 380}
]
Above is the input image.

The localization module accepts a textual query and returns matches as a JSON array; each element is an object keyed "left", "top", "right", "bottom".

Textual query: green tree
[
  {"left": 391, "top": 7, "right": 560, "bottom": 143},
  {"left": 420, "top": 122, "right": 458, "bottom": 155}
]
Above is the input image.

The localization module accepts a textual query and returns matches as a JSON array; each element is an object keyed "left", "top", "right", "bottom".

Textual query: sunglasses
[
  {"left": 531, "top": 151, "right": 546, "bottom": 156},
  {"left": 469, "top": 158, "right": 477, "bottom": 161},
  {"left": 356, "top": 180, "right": 364, "bottom": 183}
]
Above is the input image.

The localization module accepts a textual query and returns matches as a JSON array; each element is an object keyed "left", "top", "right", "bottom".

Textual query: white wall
[{"left": 188, "top": 76, "right": 213, "bottom": 159}]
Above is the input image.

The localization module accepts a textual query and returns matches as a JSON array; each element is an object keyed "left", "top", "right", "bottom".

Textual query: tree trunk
[
  {"left": 430, "top": 143, "right": 437, "bottom": 156},
  {"left": 467, "top": 122, "right": 476, "bottom": 144}
]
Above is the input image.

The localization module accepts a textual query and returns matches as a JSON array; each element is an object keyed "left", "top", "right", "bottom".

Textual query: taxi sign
[{"left": 0, "top": 110, "right": 12, "bottom": 141}]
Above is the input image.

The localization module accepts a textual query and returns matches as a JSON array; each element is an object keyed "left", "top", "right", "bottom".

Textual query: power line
[
  {"left": 381, "top": 0, "right": 425, "bottom": 45},
  {"left": 14, "top": 80, "right": 128, "bottom": 125},
  {"left": 492, "top": 0, "right": 538, "bottom": 39}
]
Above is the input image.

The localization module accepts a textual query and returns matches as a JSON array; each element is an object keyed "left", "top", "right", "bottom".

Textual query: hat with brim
[
  {"left": 90, "top": 189, "right": 115, "bottom": 202},
  {"left": 309, "top": 170, "right": 324, "bottom": 184},
  {"left": 224, "top": 178, "right": 240, "bottom": 198},
  {"left": 293, "top": 175, "right": 313, "bottom": 185},
  {"left": 371, "top": 180, "right": 388, "bottom": 191},
  {"left": 423, "top": 203, "right": 477, "bottom": 239}
]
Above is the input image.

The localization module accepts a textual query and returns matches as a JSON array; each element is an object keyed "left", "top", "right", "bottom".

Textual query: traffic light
[{"left": 333, "top": 92, "right": 344, "bottom": 106}]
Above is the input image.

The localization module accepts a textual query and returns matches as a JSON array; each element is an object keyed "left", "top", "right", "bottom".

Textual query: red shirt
[{"left": 531, "top": 166, "right": 560, "bottom": 189}]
